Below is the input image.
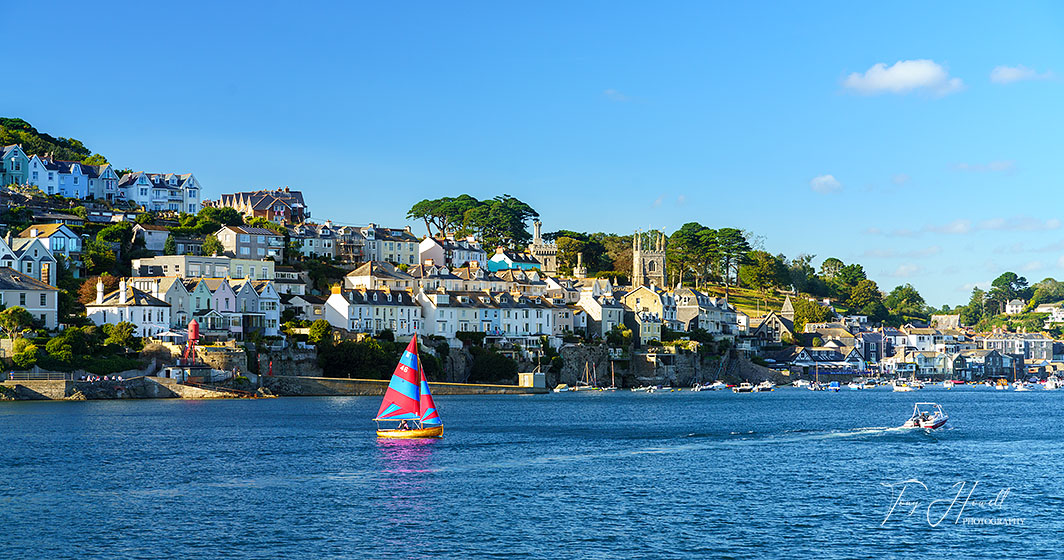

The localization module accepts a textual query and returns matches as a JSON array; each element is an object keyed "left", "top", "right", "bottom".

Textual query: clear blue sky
[{"left": 4, "top": 1, "right": 1064, "bottom": 307}]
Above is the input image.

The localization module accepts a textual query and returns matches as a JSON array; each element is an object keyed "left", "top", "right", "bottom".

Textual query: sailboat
[
  {"left": 374, "top": 335, "right": 444, "bottom": 439},
  {"left": 572, "top": 362, "right": 597, "bottom": 391}
]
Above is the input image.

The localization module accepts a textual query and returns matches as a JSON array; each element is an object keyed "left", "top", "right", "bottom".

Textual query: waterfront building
[
  {"left": 282, "top": 293, "right": 327, "bottom": 321},
  {"left": 406, "top": 263, "right": 462, "bottom": 292},
  {"left": 0, "top": 267, "right": 59, "bottom": 329},
  {"left": 0, "top": 144, "right": 30, "bottom": 186},
  {"left": 129, "top": 277, "right": 191, "bottom": 328},
  {"left": 333, "top": 225, "right": 366, "bottom": 264},
  {"left": 288, "top": 222, "right": 337, "bottom": 260},
  {"left": 214, "top": 188, "right": 309, "bottom": 224},
  {"left": 486, "top": 248, "right": 541, "bottom": 272},
  {"left": 576, "top": 278, "right": 624, "bottom": 338},
  {"left": 1, "top": 233, "right": 57, "bottom": 286},
  {"left": 979, "top": 332, "right": 1053, "bottom": 361},
  {"left": 132, "top": 223, "right": 171, "bottom": 255},
  {"left": 215, "top": 225, "right": 285, "bottom": 262},
  {"left": 274, "top": 266, "right": 308, "bottom": 295},
  {"left": 343, "top": 261, "right": 415, "bottom": 291},
  {"left": 117, "top": 171, "right": 201, "bottom": 213},
  {"left": 85, "top": 278, "right": 170, "bottom": 337},
  {"left": 418, "top": 235, "right": 487, "bottom": 268},
  {"left": 357, "top": 224, "right": 419, "bottom": 265},
  {"left": 16, "top": 224, "right": 82, "bottom": 277},
  {"left": 619, "top": 285, "right": 679, "bottom": 332},
  {"left": 131, "top": 255, "right": 275, "bottom": 281},
  {"left": 326, "top": 286, "right": 421, "bottom": 337}
]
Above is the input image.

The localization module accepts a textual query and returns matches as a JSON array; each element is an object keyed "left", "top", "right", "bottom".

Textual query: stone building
[
  {"left": 632, "top": 229, "right": 666, "bottom": 287},
  {"left": 528, "top": 220, "right": 558, "bottom": 275}
]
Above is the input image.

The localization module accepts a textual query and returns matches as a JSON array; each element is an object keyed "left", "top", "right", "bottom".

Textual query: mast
[
  {"left": 611, "top": 361, "right": 616, "bottom": 388},
  {"left": 593, "top": 362, "right": 598, "bottom": 387}
]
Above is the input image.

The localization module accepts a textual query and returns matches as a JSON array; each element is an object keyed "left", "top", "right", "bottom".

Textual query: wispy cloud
[
  {"left": 952, "top": 160, "right": 1015, "bottom": 173},
  {"left": 891, "top": 173, "right": 911, "bottom": 186},
  {"left": 603, "top": 89, "right": 630, "bottom": 102},
  {"left": 843, "top": 59, "right": 963, "bottom": 96},
  {"left": 810, "top": 174, "right": 842, "bottom": 194},
  {"left": 652, "top": 195, "right": 664, "bottom": 207},
  {"left": 884, "top": 263, "right": 923, "bottom": 278},
  {"left": 960, "top": 281, "right": 990, "bottom": 292},
  {"left": 676, "top": 195, "right": 687, "bottom": 206},
  {"left": 861, "top": 246, "right": 942, "bottom": 259},
  {"left": 1022, "top": 260, "right": 1045, "bottom": 272},
  {"left": 867, "top": 216, "right": 1060, "bottom": 237},
  {"left": 990, "top": 65, "right": 1054, "bottom": 84}
]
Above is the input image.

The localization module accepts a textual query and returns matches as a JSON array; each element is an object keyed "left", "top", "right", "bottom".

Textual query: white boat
[
  {"left": 1014, "top": 382, "right": 1031, "bottom": 392},
  {"left": 732, "top": 382, "right": 754, "bottom": 393},
  {"left": 754, "top": 380, "right": 775, "bottom": 392},
  {"left": 892, "top": 380, "right": 916, "bottom": 392},
  {"left": 553, "top": 384, "right": 570, "bottom": 393},
  {"left": 630, "top": 385, "right": 653, "bottom": 392},
  {"left": 942, "top": 380, "right": 953, "bottom": 389},
  {"left": 901, "top": 402, "right": 948, "bottom": 429},
  {"left": 793, "top": 379, "right": 811, "bottom": 388},
  {"left": 1045, "top": 376, "right": 1062, "bottom": 391},
  {"left": 863, "top": 380, "right": 877, "bottom": 389},
  {"left": 847, "top": 381, "right": 863, "bottom": 390}
]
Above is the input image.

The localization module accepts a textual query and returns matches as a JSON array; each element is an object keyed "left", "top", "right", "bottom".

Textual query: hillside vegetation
[{"left": 0, "top": 117, "right": 108, "bottom": 165}]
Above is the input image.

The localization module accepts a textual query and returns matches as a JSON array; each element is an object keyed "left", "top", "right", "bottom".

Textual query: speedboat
[
  {"left": 863, "top": 380, "right": 878, "bottom": 389},
  {"left": 553, "top": 384, "right": 570, "bottom": 393},
  {"left": 901, "top": 402, "right": 948, "bottom": 429},
  {"left": 847, "top": 381, "right": 863, "bottom": 390},
  {"left": 1045, "top": 376, "right": 1062, "bottom": 391},
  {"left": 754, "top": 380, "right": 775, "bottom": 392},
  {"left": 732, "top": 382, "right": 754, "bottom": 393},
  {"left": 793, "top": 379, "right": 811, "bottom": 388},
  {"left": 1014, "top": 382, "right": 1031, "bottom": 392},
  {"left": 827, "top": 381, "right": 841, "bottom": 392}
]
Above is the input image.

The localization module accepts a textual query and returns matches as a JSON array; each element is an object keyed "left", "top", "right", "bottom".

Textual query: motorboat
[
  {"left": 630, "top": 385, "right": 653, "bottom": 392},
  {"left": 892, "top": 380, "right": 916, "bottom": 392},
  {"left": 863, "top": 380, "right": 878, "bottom": 389},
  {"left": 901, "top": 402, "right": 948, "bottom": 430},
  {"left": 754, "top": 380, "right": 775, "bottom": 392},
  {"left": 553, "top": 384, "right": 571, "bottom": 393},
  {"left": 732, "top": 382, "right": 754, "bottom": 393},
  {"left": 1014, "top": 382, "right": 1031, "bottom": 392},
  {"left": 827, "top": 381, "right": 841, "bottom": 392},
  {"left": 847, "top": 381, "right": 863, "bottom": 390},
  {"left": 1045, "top": 376, "right": 1062, "bottom": 391},
  {"left": 793, "top": 379, "right": 811, "bottom": 388}
]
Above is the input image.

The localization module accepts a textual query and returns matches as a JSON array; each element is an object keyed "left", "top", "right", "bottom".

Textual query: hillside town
[{"left": 2, "top": 135, "right": 1063, "bottom": 386}]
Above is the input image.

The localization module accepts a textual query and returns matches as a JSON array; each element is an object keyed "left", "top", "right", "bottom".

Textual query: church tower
[
  {"left": 632, "top": 229, "right": 666, "bottom": 287},
  {"left": 528, "top": 219, "right": 558, "bottom": 275}
]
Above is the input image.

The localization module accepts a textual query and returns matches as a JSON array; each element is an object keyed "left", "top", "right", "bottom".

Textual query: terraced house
[{"left": 0, "top": 267, "right": 59, "bottom": 329}]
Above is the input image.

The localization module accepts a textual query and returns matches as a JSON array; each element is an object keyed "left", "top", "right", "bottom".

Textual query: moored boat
[
  {"left": 732, "top": 382, "right": 754, "bottom": 393},
  {"left": 754, "top": 380, "right": 775, "bottom": 392},
  {"left": 553, "top": 384, "right": 570, "bottom": 393},
  {"left": 1045, "top": 376, "right": 1062, "bottom": 391},
  {"left": 374, "top": 335, "right": 444, "bottom": 439}
]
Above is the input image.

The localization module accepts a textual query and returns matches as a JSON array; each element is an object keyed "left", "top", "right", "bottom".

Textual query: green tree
[
  {"left": 959, "top": 288, "right": 987, "bottom": 326},
  {"left": 103, "top": 322, "right": 136, "bottom": 349},
  {"left": 202, "top": 234, "right": 223, "bottom": 256},
  {"left": 163, "top": 235, "right": 177, "bottom": 255},
  {"left": 715, "top": 228, "right": 752, "bottom": 292},
  {"left": 468, "top": 348, "right": 518, "bottom": 383},
  {"left": 848, "top": 279, "right": 882, "bottom": 310},
  {"left": 820, "top": 257, "right": 844, "bottom": 280},
  {"left": 135, "top": 212, "right": 157, "bottom": 225},
  {"left": 82, "top": 240, "right": 117, "bottom": 275},
  {"left": 11, "top": 338, "right": 39, "bottom": 369},
  {"left": 0, "top": 306, "right": 35, "bottom": 338},
  {"left": 987, "top": 272, "right": 1031, "bottom": 314},
  {"left": 739, "top": 251, "right": 789, "bottom": 294},
  {"left": 792, "top": 297, "right": 834, "bottom": 333},
  {"left": 885, "top": 283, "right": 927, "bottom": 321},
  {"left": 308, "top": 319, "right": 333, "bottom": 347},
  {"left": 82, "top": 153, "right": 109, "bottom": 166},
  {"left": 197, "top": 206, "right": 245, "bottom": 226}
]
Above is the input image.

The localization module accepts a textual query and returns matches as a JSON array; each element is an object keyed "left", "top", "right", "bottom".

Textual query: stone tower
[
  {"left": 632, "top": 229, "right": 666, "bottom": 287},
  {"left": 528, "top": 219, "right": 558, "bottom": 275}
]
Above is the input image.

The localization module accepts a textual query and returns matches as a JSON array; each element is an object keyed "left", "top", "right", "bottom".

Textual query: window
[
  {"left": 73, "top": 177, "right": 79, "bottom": 185},
  {"left": 240, "top": 234, "right": 250, "bottom": 243},
  {"left": 241, "top": 247, "right": 250, "bottom": 255},
  {"left": 40, "top": 294, "right": 46, "bottom": 306},
  {"left": 25, "top": 262, "right": 32, "bottom": 274},
  {"left": 20, "top": 293, "right": 27, "bottom": 306},
  {"left": 236, "top": 266, "right": 243, "bottom": 277},
  {"left": 48, "top": 172, "right": 54, "bottom": 180}
]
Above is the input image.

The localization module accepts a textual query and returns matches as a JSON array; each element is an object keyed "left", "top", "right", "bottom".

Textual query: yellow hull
[{"left": 377, "top": 426, "right": 444, "bottom": 439}]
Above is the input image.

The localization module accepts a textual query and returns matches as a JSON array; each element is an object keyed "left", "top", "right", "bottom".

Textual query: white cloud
[
  {"left": 925, "top": 219, "right": 972, "bottom": 235},
  {"left": 952, "top": 160, "right": 1015, "bottom": 173},
  {"left": 990, "top": 65, "right": 1054, "bottom": 84},
  {"left": 603, "top": 89, "right": 630, "bottom": 102},
  {"left": 676, "top": 195, "right": 687, "bottom": 206},
  {"left": 960, "top": 281, "right": 990, "bottom": 292},
  {"left": 843, "top": 59, "right": 964, "bottom": 96},
  {"left": 1022, "top": 260, "right": 1045, "bottom": 272},
  {"left": 810, "top": 174, "right": 842, "bottom": 194},
  {"left": 892, "top": 173, "right": 911, "bottom": 185},
  {"left": 860, "top": 246, "right": 942, "bottom": 259},
  {"left": 867, "top": 215, "right": 1058, "bottom": 237},
  {"left": 978, "top": 216, "right": 1060, "bottom": 232},
  {"left": 885, "top": 263, "right": 922, "bottom": 278},
  {"left": 652, "top": 195, "right": 664, "bottom": 207}
]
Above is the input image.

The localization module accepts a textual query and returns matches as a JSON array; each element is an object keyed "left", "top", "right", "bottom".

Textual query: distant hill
[{"left": 0, "top": 117, "right": 108, "bottom": 165}]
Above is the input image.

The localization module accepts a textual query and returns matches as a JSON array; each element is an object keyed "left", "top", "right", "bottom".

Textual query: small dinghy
[{"left": 901, "top": 402, "right": 948, "bottom": 430}]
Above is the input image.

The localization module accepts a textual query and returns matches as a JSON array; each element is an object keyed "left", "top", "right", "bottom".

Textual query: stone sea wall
[{"left": 262, "top": 375, "right": 546, "bottom": 396}]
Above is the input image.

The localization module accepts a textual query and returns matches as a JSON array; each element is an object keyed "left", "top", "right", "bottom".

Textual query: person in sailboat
[{"left": 398, "top": 420, "right": 410, "bottom": 430}]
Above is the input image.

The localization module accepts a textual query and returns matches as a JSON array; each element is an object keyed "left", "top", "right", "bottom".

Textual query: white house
[
  {"left": 117, "top": 171, "right": 202, "bottom": 214},
  {"left": 0, "top": 267, "right": 59, "bottom": 329},
  {"left": 85, "top": 278, "right": 171, "bottom": 337},
  {"left": 133, "top": 224, "right": 171, "bottom": 255},
  {"left": 16, "top": 224, "right": 82, "bottom": 276}
]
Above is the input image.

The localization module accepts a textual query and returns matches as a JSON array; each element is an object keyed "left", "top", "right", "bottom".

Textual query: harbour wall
[{"left": 262, "top": 375, "right": 547, "bottom": 396}]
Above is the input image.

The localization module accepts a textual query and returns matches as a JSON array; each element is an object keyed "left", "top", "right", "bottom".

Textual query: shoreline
[{"left": 0, "top": 375, "right": 547, "bottom": 401}]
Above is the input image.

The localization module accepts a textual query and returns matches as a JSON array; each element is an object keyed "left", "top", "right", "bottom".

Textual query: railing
[{"left": 6, "top": 371, "right": 70, "bottom": 381}]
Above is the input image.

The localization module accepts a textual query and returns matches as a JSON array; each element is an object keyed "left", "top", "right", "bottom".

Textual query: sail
[
  {"left": 374, "top": 336, "right": 422, "bottom": 421},
  {"left": 419, "top": 374, "right": 442, "bottom": 426}
]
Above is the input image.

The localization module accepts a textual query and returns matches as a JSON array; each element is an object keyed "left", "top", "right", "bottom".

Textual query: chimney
[
  {"left": 331, "top": 284, "right": 342, "bottom": 295},
  {"left": 96, "top": 278, "right": 104, "bottom": 304},
  {"left": 152, "top": 279, "right": 160, "bottom": 299},
  {"left": 119, "top": 279, "right": 127, "bottom": 305},
  {"left": 533, "top": 220, "right": 542, "bottom": 244},
  {"left": 30, "top": 228, "right": 38, "bottom": 238}
]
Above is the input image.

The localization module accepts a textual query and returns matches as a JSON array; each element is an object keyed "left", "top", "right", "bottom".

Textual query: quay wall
[{"left": 263, "top": 375, "right": 547, "bottom": 396}]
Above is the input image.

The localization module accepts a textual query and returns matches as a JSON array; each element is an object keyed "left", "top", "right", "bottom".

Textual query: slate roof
[
  {"left": 346, "top": 261, "right": 413, "bottom": 281},
  {"left": 86, "top": 285, "right": 168, "bottom": 307},
  {"left": 0, "top": 267, "right": 58, "bottom": 291}
]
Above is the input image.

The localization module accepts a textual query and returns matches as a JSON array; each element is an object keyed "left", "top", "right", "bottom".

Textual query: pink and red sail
[{"left": 374, "top": 335, "right": 442, "bottom": 426}]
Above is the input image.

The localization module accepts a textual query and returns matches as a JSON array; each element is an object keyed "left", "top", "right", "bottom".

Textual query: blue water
[{"left": 2, "top": 387, "right": 1062, "bottom": 559}]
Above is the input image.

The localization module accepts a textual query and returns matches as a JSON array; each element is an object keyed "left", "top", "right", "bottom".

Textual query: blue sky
[{"left": 4, "top": 1, "right": 1064, "bottom": 306}]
